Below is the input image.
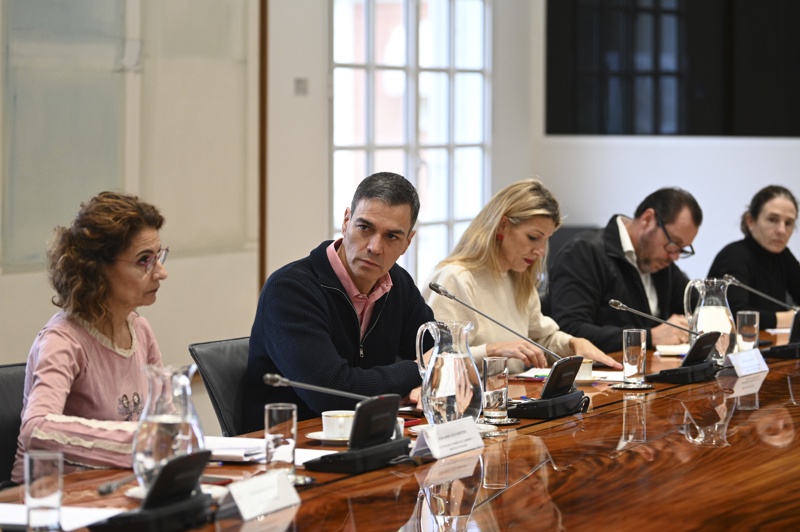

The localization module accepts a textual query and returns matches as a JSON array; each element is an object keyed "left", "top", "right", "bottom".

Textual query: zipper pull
[{"left": 359, "top": 345, "right": 364, "bottom": 358}]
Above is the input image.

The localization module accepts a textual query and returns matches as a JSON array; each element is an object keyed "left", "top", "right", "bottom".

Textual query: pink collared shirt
[{"left": 327, "top": 239, "right": 393, "bottom": 339}]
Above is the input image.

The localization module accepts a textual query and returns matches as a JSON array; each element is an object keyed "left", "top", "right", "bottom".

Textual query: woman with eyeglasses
[
  {"left": 708, "top": 185, "right": 799, "bottom": 330},
  {"left": 11, "top": 191, "right": 169, "bottom": 484}
]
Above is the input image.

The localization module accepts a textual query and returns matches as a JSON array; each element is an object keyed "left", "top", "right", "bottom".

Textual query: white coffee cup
[
  {"left": 322, "top": 410, "right": 355, "bottom": 439},
  {"left": 577, "top": 359, "right": 593, "bottom": 381}
]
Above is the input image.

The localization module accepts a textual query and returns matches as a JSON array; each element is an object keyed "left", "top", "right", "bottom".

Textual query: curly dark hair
[{"left": 47, "top": 191, "right": 165, "bottom": 325}]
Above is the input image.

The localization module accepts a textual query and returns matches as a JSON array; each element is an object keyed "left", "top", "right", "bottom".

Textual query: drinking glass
[
  {"left": 482, "top": 357, "right": 508, "bottom": 422},
  {"left": 622, "top": 329, "right": 646, "bottom": 385},
  {"left": 265, "top": 403, "right": 297, "bottom": 480},
  {"left": 736, "top": 310, "right": 760, "bottom": 352},
  {"left": 25, "top": 450, "right": 63, "bottom": 532}
]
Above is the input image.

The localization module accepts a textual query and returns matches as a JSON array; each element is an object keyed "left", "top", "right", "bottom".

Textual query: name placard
[
  {"left": 410, "top": 417, "right": 483, "bottom": 459},
  {"left": 221, "top": 471, "right": 300, "bottom": 522},
  {"left": 724, "top": 348, "right": 769, "bottom": 377}
]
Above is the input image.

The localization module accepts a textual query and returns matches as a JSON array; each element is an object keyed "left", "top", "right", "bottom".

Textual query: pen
[{"left": 404, "top": 418, "right": 422, "bottom": 428}]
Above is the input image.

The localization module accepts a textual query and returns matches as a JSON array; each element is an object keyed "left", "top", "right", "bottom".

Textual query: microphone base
[
  {"left": 508, "top": 390, "right": 588, "bottom": 420},
  {"left": 304, "top": 438, "right": 411, "bottom": 474},
  {"left": 762, "top": 343, "right": 800, "bottom": 359},
  {"left": 645, "top": 360, "right": 717, "bottom": 384}
]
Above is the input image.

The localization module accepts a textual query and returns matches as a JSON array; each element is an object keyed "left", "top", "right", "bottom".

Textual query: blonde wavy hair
[{"left": 438, "top": 179, "right": 562, "bottom": 312}]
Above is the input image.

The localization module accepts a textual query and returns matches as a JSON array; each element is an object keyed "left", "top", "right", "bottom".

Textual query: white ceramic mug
[{"left": 321, "top": 410, "right": 355, "bottom": 439}]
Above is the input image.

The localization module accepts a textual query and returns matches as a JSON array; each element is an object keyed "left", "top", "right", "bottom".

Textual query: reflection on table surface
[{"left": 3, "top": 334, "right": 800, "bottom": 530}]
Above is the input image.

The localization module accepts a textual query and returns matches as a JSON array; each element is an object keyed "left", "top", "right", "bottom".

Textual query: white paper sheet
[
  {"left": 656, "top": 344, "right": 690, "bottom": 356},
  {"left": 205, "top": 436, "right": 266, "bottom": 462},
  {"left": 0, "top": 504, "right": 125, "bottom": 531}
]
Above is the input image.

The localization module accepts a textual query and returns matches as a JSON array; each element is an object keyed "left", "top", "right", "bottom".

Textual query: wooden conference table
[{"left": 3, "top": 331, "right": 800, "bottom": 530}]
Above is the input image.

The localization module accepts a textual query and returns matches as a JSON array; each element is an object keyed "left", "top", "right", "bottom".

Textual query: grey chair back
[
  {"left": 188, "top": 337, "right": 249, "bottom": 437},
  {"left": 0, "top": 362, "right": 26, "bottom": 485}
]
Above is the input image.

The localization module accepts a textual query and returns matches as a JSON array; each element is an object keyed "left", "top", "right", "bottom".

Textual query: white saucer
[
  {"left": 125, "top": 484, "right": 228, "bottom": 501},
  {"left": 306, "top": 431, "right": 349, "bottom": 445},
  {"left": 409, "top": 423, "right": 497, "bottom": 435}
]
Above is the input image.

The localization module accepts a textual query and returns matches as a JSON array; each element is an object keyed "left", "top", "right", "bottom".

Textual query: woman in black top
[{"left": 708, "top": 185, "right": 799, "bottom": 330}]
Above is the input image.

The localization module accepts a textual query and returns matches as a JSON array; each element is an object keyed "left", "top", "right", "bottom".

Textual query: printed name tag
[
  {"left": 410, "top": 417, "right": 484, "bottom": 459},
  {"left": 223, "top": 471, "right": 300, "bottom": 521},
  {"left": 724, "top": 348, "right": 769, "bottom": 377}
]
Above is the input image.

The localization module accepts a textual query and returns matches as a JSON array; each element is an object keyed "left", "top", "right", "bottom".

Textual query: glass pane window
[
  {"left": 454, "top": 0, "right": 484, "bottom": 69},
  {"left": 374, "top": 69, "right": 406, "bottom": 145},
  {"left": 375, "top": 0, "right": 405, "bottom": 66},
  {"left": 418, "top": 71, "right": 448, "bottom": 145},
  {"left": 419, "top": 0, "right": 449, "bottom": 69},
  {"left": 417, "top": 148, "right": 449, "bottom": 224},
  {"left": 333, "top": 0, "right": 366, "bottom": 64},
  {"left": 331, "top": 0, "right": 490, "bottom": 282},
  {"left": 333, "top": 68, "right": 367, "bottom": 146},
  {"left": 454, "top": 72, "right": 484, "bottom": 144}
]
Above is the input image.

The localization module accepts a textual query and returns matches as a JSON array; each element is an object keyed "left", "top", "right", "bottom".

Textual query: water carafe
[
  {"left": 132, "top": 364, "right": 205, "bottom": 489},
  {"left": 684, "top": 278, "right": 736, "bottom": 364},
  {"left": 416, "top": 321, "right": 483, "bottom": 425}
]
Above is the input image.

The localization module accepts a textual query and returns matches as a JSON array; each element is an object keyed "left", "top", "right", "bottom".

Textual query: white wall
[{"left": 266, "top": 0, "right": 331, "bottom": 273}]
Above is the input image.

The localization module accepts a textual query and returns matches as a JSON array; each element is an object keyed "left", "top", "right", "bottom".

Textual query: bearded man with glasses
[{"left": 544, "top": 188, "right": 703, "bottom": 353}]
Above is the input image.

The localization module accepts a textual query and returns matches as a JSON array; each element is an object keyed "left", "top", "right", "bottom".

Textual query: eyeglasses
[
  {"left": 118, "top": 247, "right": 169, "bottom": 273},
  {"left": 655, "top": 215, "right": 694, "bottom": 258}
]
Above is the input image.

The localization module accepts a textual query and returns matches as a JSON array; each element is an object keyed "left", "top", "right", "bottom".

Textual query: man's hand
[
  {"left": 568, "top": 337, "right": 622, "bottom": 369},
  {"left": 650, "top": 314, "right": 691, "bottom": 345}
]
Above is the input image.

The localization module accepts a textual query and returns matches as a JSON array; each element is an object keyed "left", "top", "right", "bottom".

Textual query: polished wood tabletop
[{"left": 3, "top": 332, "right": 799, "bottom": 530}]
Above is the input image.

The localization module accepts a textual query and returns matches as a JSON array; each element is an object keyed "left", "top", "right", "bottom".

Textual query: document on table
[
  {"left": 767, "top": 328, "right": 791, "bottom": 335},
  {"left": 205, "top": 436, "right": 337, "bottom": 465},
  {"left": 513, "top": 367, "right": 551, "bottom": 380},
  {"left": 656, "top": 344, "right": 690, "bottom": 356},
  {"left": 514, "top": 367, "right": 624, "bottom": 382},
  {"left": 0, "top": 504, "right": 124, "bottom": 531},
  {"left": 205, "top": 436, "right": 266, "bottom": 462}
]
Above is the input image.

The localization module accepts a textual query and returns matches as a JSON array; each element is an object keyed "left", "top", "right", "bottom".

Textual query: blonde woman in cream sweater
[{"left": 422, "top": 179, "right": 620, "bottom": 375}]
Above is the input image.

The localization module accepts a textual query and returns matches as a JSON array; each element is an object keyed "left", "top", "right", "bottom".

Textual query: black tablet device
[
  {"left": 540, "top": 356, "right": 583, "bottom": 399},
  {"left": 141, "top": 449, "right": 211, "bottom": 509},
  {"left": 349, "top": 394, "right": 401, "bottom": 449},
  {"left": 681, "top": 331, "right": 722, "bottom": 367}
]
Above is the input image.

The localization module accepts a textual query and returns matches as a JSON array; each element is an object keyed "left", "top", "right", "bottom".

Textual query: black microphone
[
  {"left": 723, "top": 274, "right": 800, "bottom": 312},
  {"left": 608, "top": 299, "right": 699, "bottom": 336},
  {"left": 428, "top": 282, "right": 563, "bottom": 362},
  {"left": 263, "top": 373, "right": 370, "bottom": 401}
]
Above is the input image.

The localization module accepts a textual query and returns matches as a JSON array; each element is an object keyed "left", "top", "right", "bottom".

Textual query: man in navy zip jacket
[{"left": 244, "top": 172, "right": 434, "bottom": 429}]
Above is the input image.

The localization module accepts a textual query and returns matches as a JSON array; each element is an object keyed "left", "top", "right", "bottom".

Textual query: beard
[{"left": 635, "top": 228, "right": 668, "bottom": 274}]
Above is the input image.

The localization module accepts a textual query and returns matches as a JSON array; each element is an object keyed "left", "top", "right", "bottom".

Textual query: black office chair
[
  {"left": 188, "top": 337, "right": 249, "bottom": 437},
  {"left": 0, "top": 362, "right": 26, "bottom": 487}
]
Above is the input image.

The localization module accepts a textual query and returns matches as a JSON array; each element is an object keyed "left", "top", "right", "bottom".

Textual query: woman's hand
[
  {"left": 487, "top": 340, "right": 548, "bottom": 368},
  {"left": 569, "top": 337, "right": 622, "bottom": 369}
]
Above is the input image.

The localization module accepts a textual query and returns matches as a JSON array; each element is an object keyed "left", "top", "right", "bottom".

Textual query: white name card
[
  {"left": 724, "top": 348, "right": 769, "bottom": 377},
  {"left": 410, "top": 417, "right": 484, "bottom": 459},
  {"left": 221, "top": 471, "right": 300, "bottom": 522}
]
